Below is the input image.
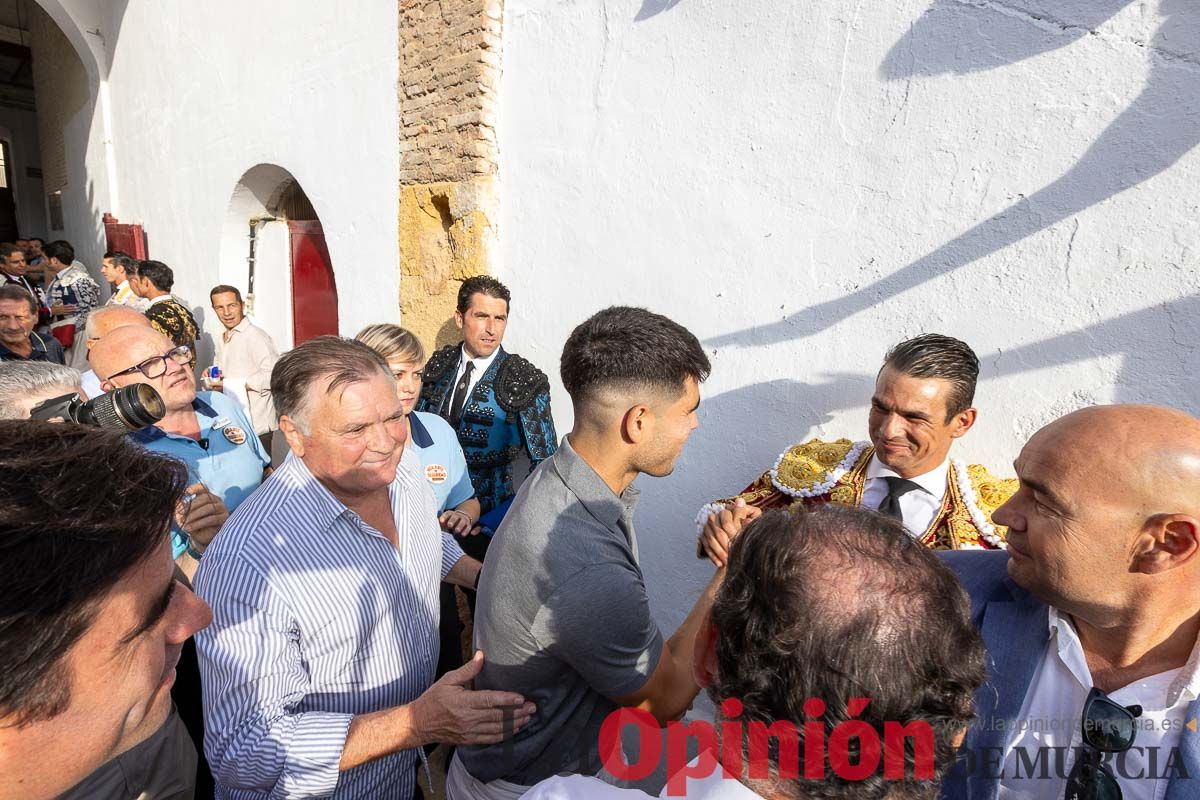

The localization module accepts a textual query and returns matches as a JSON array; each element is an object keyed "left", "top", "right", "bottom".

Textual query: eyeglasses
[
  {"left": 1064, "top": 687, "right": 1142, "bottom": 800},
  {"left": 106, "top": 345, "right": 192, "bottom": 381}
]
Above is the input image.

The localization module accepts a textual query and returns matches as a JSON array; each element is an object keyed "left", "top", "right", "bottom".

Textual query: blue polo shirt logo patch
[
  {"left": 425, "top": 464, "right": 448, "bottom": 484},
  {"left": 223, "top": 425, "right": 247, "bottom": 445}
]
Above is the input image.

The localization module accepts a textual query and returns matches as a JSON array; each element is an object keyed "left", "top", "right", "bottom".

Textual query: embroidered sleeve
[
  {"left": 74, "top": 275, "right": 101, "bottom": 314},
  {"left": 517, "top": 389, "right": 558, "bottom": 468},
  {"left": 418, "top": 345, "right": 459, "bottom": 415},
  {"left": 496, "top": 354, "right": 558, "bottom": 468}
]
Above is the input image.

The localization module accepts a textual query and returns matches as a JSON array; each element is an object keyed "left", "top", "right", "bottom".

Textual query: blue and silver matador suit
[{"left": 417, "top": 344, "right": 558, "bottom": 516}]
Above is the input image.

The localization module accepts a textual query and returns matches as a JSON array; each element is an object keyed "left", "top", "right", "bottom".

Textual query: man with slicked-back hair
[{"left": 699, "top": 334, "right": 1015, "bottom": 562}]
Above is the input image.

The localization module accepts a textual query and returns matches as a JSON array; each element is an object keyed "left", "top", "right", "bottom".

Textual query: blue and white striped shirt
[{"left": 194, "top": 447, "right": 466, "bottom": 799}]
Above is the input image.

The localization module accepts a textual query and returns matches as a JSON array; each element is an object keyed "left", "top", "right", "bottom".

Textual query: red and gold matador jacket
[{"left": 696, "top": 438, "right": 1018, "bottom": 551}]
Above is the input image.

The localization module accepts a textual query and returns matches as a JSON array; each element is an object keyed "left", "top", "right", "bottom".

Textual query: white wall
[
  {"left": 499, "top": 0, "right": 1200, "bottom": 633},
  {"left": 0, "top": 107, "right": 48, "bottom": 237},
  {"left": 39, "top": 0, "right": 400, "bottom": 354}
]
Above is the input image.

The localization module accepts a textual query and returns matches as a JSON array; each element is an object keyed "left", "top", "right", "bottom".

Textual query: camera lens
[{"left": 81, "top": 385, "right": 166, "bottom": 431}]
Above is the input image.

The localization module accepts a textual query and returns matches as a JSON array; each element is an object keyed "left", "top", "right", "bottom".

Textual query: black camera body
[{"left": 30, "top": 384, "right": 166, "bottom": 431}]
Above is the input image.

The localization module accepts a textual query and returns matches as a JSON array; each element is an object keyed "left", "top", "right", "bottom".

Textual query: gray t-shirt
[{"left": 459, "top": 436, "right": 664, "bottom": 785}]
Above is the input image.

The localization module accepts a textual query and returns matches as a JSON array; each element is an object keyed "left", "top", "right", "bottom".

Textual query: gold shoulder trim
[
  {"left": 772, "top": 438, "right": 870, "bottom": 499},
  {"left": 965, "top": 464, "right": 1018, "bottom": 516}
]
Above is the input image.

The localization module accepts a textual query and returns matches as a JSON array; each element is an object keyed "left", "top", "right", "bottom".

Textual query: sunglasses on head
[{"left": 1064, "top": 687, "right": 1142, "bottom": 800}]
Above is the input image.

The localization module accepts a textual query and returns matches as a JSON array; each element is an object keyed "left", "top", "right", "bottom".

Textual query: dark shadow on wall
[
  {"left": 880, "top": 0, "right": 1134, "bottom": 79},
  {"left": 707, "top": 0, "right": 1200, "bottom": 350},
  {"left": 671, "top": 374, "right": 875, "bottom": 506},
  {"left": 435, "top": 316, "right": 461, "bottom": 350},
  {"left": 991, "top": 293, "right": 1200, "bottom": 412},
  {"left": 634, "top": 0, "right": 685, "bottom": 22}
]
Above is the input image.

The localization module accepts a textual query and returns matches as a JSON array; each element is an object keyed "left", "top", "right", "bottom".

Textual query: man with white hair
[
  {"left": 0, "top": 362, "right": 82, "bottom": 419},
  {"left": 195, "top": 336, "right": 533, "bottom": 799}
]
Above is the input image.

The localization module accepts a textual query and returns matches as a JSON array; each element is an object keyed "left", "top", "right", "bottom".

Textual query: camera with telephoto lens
[{"left": 29, "top": 383, "right": 166, "bottom": 431}]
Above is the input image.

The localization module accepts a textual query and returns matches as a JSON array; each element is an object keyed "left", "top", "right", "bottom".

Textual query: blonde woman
[
  {"left": 355, "top": 324, "right": 480, "bottom": 536},
  {"left": 356, "top": 323, "right": 483, "bottom": 726}
]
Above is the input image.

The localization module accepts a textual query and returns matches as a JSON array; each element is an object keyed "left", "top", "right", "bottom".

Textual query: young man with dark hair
[
  {"left": 418, "top": 275, "right": 559, "bottom": 557},
  {"left": 43, "top": 239, "right": 101, "bottom": 368},
  {"left": 26, "top": 236, "right": 44, "bottom": 265},
  {"left": 700, "top": 333, "right": 1014, "bottom": 559},
  {"left": 0, "top": 421, "right": 212, "bottom": 800},
  {"left": 101, "top": 250, "right": 149, "bottom": 310},
  {"left": 0, "top": 284, "right": 63, "bottom": 364},
  {"left": 524, "top": 504, "right": 988, "bottom": 800},
  {"left": 451, "top": 306, "right": 719, "bottom": 795},
  {"left": 132, "top": 260, "right": 198, "bottom": 369}
]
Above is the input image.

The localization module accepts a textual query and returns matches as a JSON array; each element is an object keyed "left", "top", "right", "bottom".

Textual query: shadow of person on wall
[
  {"left": 707, "top": 0, "right": 1200, "bottom": 350},
  {"left": 635, "top": 0, "right": 685, "bottom": 22},
  {"left": 643, "top": 373, "right": 874, "bottom": 535},
  {"left": 991, "top": 292, "right": 1200, "bottom": 412},
  {"left": 880, "top": 0, "right": 1134, "bottom": 80}
]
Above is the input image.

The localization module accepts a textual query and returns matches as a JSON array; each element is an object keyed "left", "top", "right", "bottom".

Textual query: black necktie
[
  {"left": 877, "top": 476, "right": 925, "bottom": 522},
  {"left": 448, "top": 361, "right": 474, "bottom": 424}
]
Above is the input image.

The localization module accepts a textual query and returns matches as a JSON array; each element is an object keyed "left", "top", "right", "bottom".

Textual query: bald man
[
  {"left": 92, "top": 327, "right": 267, "bottom": 578},
  {"left": 93, "top": 326, "right": 261, "bottom": 797},
  {"left": 940, "top": 405, "right": 1200, "bottom": 800},
  {"left": 79, "top": 305, "right": 153, "bottom": 397}
]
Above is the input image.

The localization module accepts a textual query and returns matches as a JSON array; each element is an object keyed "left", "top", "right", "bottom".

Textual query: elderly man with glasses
[
  {"left": 90, "top": 325, "right": 267, "bottom": 798},
  {"left": 90, "top": 325, "right": 268, "bottom": 578}
]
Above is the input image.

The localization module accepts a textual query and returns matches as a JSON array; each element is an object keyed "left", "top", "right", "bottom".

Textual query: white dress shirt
[
  {"left": 194, "top": 449, "right": 465, "bottom": 799},
  {"left": 445, "top": 344, "right": 499, "bottom": 411},
  {"left": 214, "top": 317, "right": 280, "bottom": 435},
  {"left": 107, "top": 280, "right": 150, "bottom": 311},
  {"left": 860, "top": 455, "right": 950, "bottom": 536},
  {"left": 520, "top": 756, "right": 762, "bottom": 800},
  {"left": 999, "top": 610, "right": 1199, "bottom": 800}
]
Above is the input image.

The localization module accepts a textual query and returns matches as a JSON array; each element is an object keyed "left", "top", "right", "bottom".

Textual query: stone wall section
[{"left": 399, "top": 0, "right": 501, "bottom": 350}]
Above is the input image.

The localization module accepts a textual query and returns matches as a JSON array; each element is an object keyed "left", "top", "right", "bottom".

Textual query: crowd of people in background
[{"left": 1, "top": 255, "right": 1198, "bottom": 800}]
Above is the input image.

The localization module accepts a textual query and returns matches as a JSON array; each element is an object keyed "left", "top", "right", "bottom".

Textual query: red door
[
  {"left": 289, "top": 220, "right": 338, "bottom": 344},
  {"left": 103, "top": 213, "right": 148, "bottom": 258}
]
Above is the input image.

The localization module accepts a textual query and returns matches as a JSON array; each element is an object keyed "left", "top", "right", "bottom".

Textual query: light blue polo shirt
[
  {"left": 131, "top": 391, "right": 270, "bottom": 557},
  {"left": 410, "top": 410, "right": 474, "bottom": 513}
]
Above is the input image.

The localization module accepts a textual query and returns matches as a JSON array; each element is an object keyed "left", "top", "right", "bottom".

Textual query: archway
[{"left": 219, "top": 163, "right": 338, "bottom": 352}]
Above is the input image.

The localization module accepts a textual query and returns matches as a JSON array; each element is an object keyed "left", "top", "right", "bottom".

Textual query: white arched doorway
[{"left": 219, "top": 163, "right": 338, "bottom": 352}]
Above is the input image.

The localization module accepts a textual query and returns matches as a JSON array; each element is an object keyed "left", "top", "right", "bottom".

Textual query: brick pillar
[{"left": 399, "top": 0, "right": 502, "bottom": 350}]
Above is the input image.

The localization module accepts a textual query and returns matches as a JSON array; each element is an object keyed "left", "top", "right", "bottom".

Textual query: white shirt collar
[
  {"left": 224, "top": 316, "right": 252, "bottom": 336},
  {"left": 865, "top": 453, "right": 950, "bottom": 499},
  {"left": 459, "top": 343, "right": 499, "bottom": 374},
  {"left": 1047, "top": 608, "right": 1200, "bottom": 707},
  {"left": 661, "top": 757, "right": 764, "bottom": 799}
]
